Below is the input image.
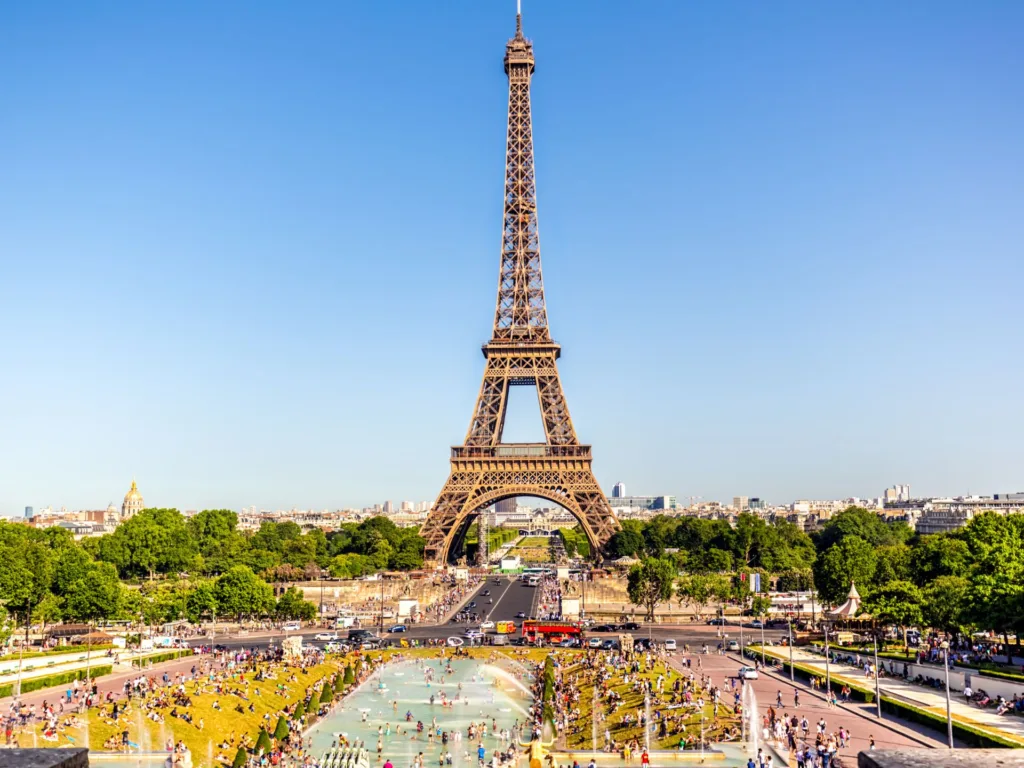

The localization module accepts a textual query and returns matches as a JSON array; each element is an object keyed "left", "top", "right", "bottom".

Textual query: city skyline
[{"left": 3, "top": 2, "right": 1022, "bottom": 514}]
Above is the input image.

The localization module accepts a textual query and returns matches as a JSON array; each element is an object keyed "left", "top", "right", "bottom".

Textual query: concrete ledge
[
  {"left": 0, "top": 748, "right": 89, "bottom": 768},
  {"left": 859, "top": 749, "right": 1024, "bottom": 768}
]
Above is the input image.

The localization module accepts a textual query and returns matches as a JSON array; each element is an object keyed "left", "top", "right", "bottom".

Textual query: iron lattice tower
[{"left": 420, "top": 12, "right": 620, "bottom": 566}]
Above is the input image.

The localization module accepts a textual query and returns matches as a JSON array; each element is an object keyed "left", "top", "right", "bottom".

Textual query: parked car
[
  {"left": 766, "top": 619, "right": 789, "bottom": 629},
  {"left": 749, "top": 620, "right": 764, "bottom": 629},
  {"left": 314, "top": 632, "right": 339, "bottom": 641},
  {"left": 493, "top": 636, "right": 509, "bottom": 646},
  {"left": 467, "top": 601, "right": 477, "bottom": 609},
  {"left": 587, "top": 637, "right": 603, "bottom": 648},
  {"left": 446, "top": 637, "right": 464, "bottom": 647},
  {"left": 737, "top": 666, "right": 758, "bottom": 680},
  {"left": 387, "top": 625, "right": 408, "bottom": 633},
  {"left": 283, "top": 622, "right": 301, "bottom": 632},
  {"left": 706, "top": 617, "right": 727, "bottom": 626},
  {"left": 727, "top": 640, "right": 740, "bottom": 652},
  {"left": 510, "top": 637, "right": 527, "bottom": 646},
  {"left": 622, "top": 622, "right": 641, "bottom": 631},
  {"left": 600, "top": 639, "right": 619, "bottom": 650},
  {"left": 324, "top": 641, "right": 344, "bottom": 653},
  {"left": 664, "top": 639, "right": 677, "bottom": 651}
]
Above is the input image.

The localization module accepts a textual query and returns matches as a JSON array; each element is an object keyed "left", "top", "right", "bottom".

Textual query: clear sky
[{"left": 2, "top": 1, "right": 1022, "bottom": 515}]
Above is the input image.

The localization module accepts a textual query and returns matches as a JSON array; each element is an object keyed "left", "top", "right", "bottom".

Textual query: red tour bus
[{"left": 521, "top": 620, "right": 582, "bottom": 645}]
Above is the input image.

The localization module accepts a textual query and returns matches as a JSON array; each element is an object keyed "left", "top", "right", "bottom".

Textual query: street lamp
[
  {"left": 872, "top": 629, "right": 882, "bottom": 719},
  {"left": 788, "top": 617, "right": 795, "bottom": 682},
  {"left": 940, "top": 640, "right": 954, "bottom": 748},
  {"left": 823, "top": 621, "right": 831, "bottom": 696}
]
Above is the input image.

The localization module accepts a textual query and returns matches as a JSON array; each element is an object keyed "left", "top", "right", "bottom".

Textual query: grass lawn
[
  {"left": 509, "top": 538, "right": 553, "bottom": 564},
  {"left": 26, "top": 657, "right": 345, "bottom": 761},
  {"left": 560, "top": 654, "right": 740, "bottom": 750}
]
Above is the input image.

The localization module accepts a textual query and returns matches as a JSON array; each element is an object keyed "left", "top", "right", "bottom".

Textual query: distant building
[
  {"left": 884, "top": 484, "right": 911, "bottom": 504},
  {"left": 607, "top": 495, "right": 677, "bottom": 518},
  {"left": 121, "top": 479, "right": 144, "bottom": 520},
  {"left": 24, "top": 506, "right": 33, "bottom": 519},
  {"left": 612, "top": 482, "right": 626, "bottom": 499},
  {"left": 733, "top": 496, "right": 750, "bottom": 511},
  {"left": 400, "top": 501, "right": 413, "bottom": 512},
  {"left": 382, "top": 500, "right": 394, "bottom": 514},
  {"left": 749, "top": 498, "right": 766, "bottom": 510},
  {"left": 495, "top": 498, "right": 517, "bottom": 515}
]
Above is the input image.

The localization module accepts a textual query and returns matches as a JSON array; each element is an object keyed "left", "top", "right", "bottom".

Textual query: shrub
[
  {"left": 0, "top": 665, "right": 114, "bottom": 699},
  {"left": 232, "top": 747, "right": 248, "bottom": 768},
  {"left": 273, "top": 715, "right": 290, "bottom": 741},
  {"left": 255, "top": 729, "right": 273, "bottom": 754}
]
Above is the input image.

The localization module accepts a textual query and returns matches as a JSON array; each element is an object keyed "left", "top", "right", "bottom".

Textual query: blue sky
[{"left": 2, "top": 1, "right": 1022, "bottom": 514}]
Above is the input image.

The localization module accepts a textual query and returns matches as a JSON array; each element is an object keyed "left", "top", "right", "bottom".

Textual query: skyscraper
[
  {"left": 24, "top": 506, "right": 33, "bottom": 519},
  {"left": 612, "top": 482, "right": 626, "bottom": 499},
  {"left": 495, "top": 498, "right": 517, "bottom": 515}
]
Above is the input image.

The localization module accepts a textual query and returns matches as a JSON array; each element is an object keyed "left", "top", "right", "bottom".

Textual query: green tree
[
  {"left": 626, "top": 557, "right": 676, "bottom": 622},
  {"left": 608, "top": 527, "right": 645, "bottom": 558},
  {"left": 232, "top": 747, "right": 248, "bottom": 768},
  {"left": 343, "top": 665, "right": 355, "bottom": 686},
  {"left": 255, "top": 729, "right": 273, "bottom": 754},
  {"left": 864, "top": 580, "right": 924, "bottom": 649},
  {"left": 275, "top": 587, "right": 317, "bottom": 621},
  {"left": 909, "top": 534, "right": 972, "bottom": 585},
  {"left": 922, "top": 575, "right": 972, "bottom": 638},
  {"left": 874, "top": 544, "right": 913, "bottom": 586},
  {"left": 185, "top": 580, "right": 219, "bottom": 623},
  {"left": 293, "top": 701, "right": 306, "bottom": 720},
  {"left": 0, "top": 532, "right": 55, "bottom": 638},
  {"left": 215, "top": 566, "right": 275, "bottom": 620},
  {"left": 64, "top": 562, "right": 122, "bottom": 622},
  {"left": 749, "top": 594, "right": 773, "bottom": 620},
  {"left": 813, "top": 535, "right": 877, "bottom": 605},
  {"left": 675, "top": 573, "right": 729, "bottom": 619},
  {"left": 815, "top": 507, "right": 911, "bottom": 551},
  {"left": 273, "top": 715, "right": 289, "bottom": 741}
]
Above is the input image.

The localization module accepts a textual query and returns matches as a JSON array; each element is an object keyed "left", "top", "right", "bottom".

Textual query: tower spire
[{"left": 497, "top": 1, "right": 544, "bottom": 342}]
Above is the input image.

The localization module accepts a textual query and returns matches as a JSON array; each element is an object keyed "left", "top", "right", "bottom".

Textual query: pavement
[
  {"left": 664, "top": 649, "right": 955, "bottom": 760},
  {"left": 762, "top": 645, "right": 1024, "bottom": 743}
]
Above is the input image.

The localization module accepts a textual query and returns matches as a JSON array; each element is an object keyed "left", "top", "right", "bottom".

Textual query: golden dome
[{"left": 124, "top": 479, "right": 143, "bottom": 503}]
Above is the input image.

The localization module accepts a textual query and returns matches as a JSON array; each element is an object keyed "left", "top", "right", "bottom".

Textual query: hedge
[
  {"left": 1, "top": 644, "right": 116, "bottom": 662},
  {"left": 541, "top": 656, "right": 556, "bottom": 728},
  {"left": 0, "top": 664, "right": 114, "bottom": 699},
  {"left": 743, "top": 647, "right": 1022, "bottom": 748},
  {"left": 817, "top": 643, "right": 1024, "bottom": 685},
  {"left": 140, "top": 649, "right": 194, "bottom": 666}
]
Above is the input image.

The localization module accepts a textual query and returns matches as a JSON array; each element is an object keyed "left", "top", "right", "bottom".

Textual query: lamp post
[
  {"left": 941, "top": 640, "right": 954, "bottom": 748},
  {"left": 823, "top": 621, "right": 831, "bottom": 696},
  {"left": 872, "top": 630, "right": 882, "bottom": 719},
  {"left": 788, "top": 617, "right": 795, "bottom": 682},
  {"left": 379, "top": 574, "right": 385, "bottom": 634},
  {"left": 759, "top": 614, "right": 766, "bottom": 666}
]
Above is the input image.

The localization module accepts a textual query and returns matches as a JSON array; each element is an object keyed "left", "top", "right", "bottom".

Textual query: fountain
[
  {"left": 742, "top": 681, "right": 760, "bottom": 760},
  {"left": 643, "top": 688, "right": 651, "bottom": 752}
]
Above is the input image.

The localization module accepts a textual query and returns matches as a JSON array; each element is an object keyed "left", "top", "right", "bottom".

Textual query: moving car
[
  {"left": 727, "top": 640, "right": 740, "bottom": 651},
  {"left": 446, "top": 637, "right": 464, "bottom": 647},
  {"left": 314, "top": 632, "right": 339, "bottom": 641},
  {"left": 463, "top": 629, "right": 484, "bottom": 640},
  {"left": 480, "top": 621, "right": 495, "bottom": 630},
  {"left": 283, "top": 622, "right": 301, "bottom": 631},
  {"left": 515, "top": 611, "right": 527, "bottom": 619},
  {"left": 621, "top": 622, "right": 641, "bottom": 631},
  {"left": 467, "top": 601, "right": 477, "bottom": 609},
  {"left": 591, "top": 624, "right": 618, "bottom": 632},
  {"left": 387, "top": 624, "right": 408, "bottom": 633},
  {"left": 737, "top": 666, "right": 758, "bottom": 680},
  {"left": 749, "top": 620, "right": 764, "bottom": 629},
  {"left": 664, "top": 639, "right": 677, "bottom": 651},
  {"left": 482, "top": 590, "right": 491, "bottom": 596},
  {"left": 706, "top": 618, "right": 727, "bottom": 626}
]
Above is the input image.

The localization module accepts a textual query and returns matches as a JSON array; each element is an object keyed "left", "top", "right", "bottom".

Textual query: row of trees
[
  {"left": 620, "top": 507, "right": 1024, "bottom": 645},
  {"left": 85, "top": 509, "right": 426, "bottom": 581},
  {"left": 0, "top": 510, "right": 420, "bottom": 632}
]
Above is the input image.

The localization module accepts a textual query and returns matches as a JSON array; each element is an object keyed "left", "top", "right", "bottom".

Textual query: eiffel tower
[{"left": 420, "top": 10, "right": 620, "bottom": 567}]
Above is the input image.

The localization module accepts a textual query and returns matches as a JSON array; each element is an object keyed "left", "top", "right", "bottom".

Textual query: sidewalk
[{"left": 761, "top": 645, "right": 1024, "bottom": 744}]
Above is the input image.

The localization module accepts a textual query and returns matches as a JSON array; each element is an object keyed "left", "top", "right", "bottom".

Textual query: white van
[{"left": 283, "top": 621, "right": 301, "bottom": 632}]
